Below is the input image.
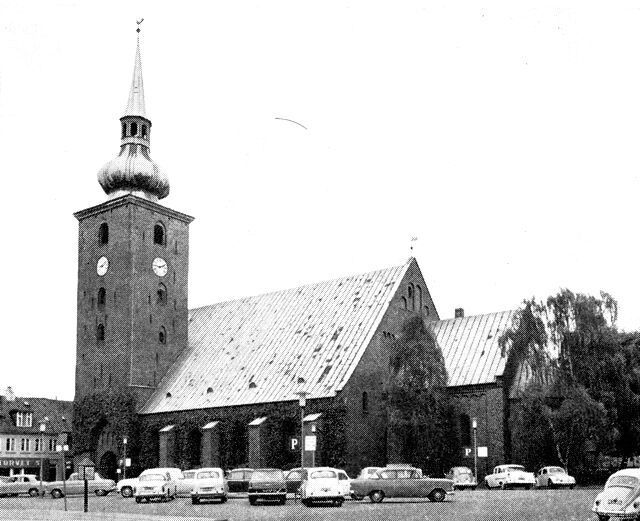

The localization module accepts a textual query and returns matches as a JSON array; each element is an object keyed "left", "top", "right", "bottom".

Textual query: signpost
[{"left": 78, "top": 457, "right": 95, "bottom": 513}]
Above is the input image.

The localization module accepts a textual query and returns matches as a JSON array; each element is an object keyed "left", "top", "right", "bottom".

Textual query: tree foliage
[
  {"left": 386, "top": 315, "right": 458, "bottom": 475},
  {"left": 501, "top": 289, "right": 640, "bottom": 480}
]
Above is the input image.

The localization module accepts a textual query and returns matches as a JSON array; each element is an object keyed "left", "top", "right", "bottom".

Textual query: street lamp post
[
  {"left": 122, "top": 437, "right": 128, "bottom": 480},
  {"left": 296, "top": 392, "right": 307, "bottom": 470},
  {"left": 57, "top": 416, "right": 70, "bottom": 512},
  {"left": 472, "top": 418, "right": 478, "bottom": 483},
  {"left": 39, "top": 417, "right": 48, "bottom": 499}
]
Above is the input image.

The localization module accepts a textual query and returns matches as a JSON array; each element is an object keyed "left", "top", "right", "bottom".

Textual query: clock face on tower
[
  {"left": 152, "top": 257, "right": 168, "bottom": 277},
  {"left": 96, "top": 256, "right": 109, "bottom": 276}
]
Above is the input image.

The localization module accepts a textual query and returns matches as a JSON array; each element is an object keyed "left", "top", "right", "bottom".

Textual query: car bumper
[
  {"left": 192, "top": 492, "right": 226, "bottom": 500},
  {"left": 592, "top": 510, "right": 639, "bottom": 519},
  {"left": 249, "top": 492, "right": 286, "bottom": 499},
  {"left": 454, "top": 483, "right": 477, "bottom": 489},
  {"left": 304, "top": 494, "right": 344, "bottom": 502}
]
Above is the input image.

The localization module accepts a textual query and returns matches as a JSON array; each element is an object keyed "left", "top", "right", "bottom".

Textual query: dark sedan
[
  {"left": 248, "top": 468, "right": 286, "bottom": 505},
  {"left": 226, "top": 468, "right": 253, "bottom": 493}
]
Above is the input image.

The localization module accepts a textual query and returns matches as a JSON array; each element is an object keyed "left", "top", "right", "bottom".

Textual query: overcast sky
[{"left": 1, "top": 2, "right": 639, "bottom": 400}]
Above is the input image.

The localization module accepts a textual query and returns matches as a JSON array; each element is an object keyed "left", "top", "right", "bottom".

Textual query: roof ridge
[
  {"left": 188, "top": 261, "right": 410, "bottom": 313},
  {"left": 434, "top": 309, "right": 516, "bottom": 322}
]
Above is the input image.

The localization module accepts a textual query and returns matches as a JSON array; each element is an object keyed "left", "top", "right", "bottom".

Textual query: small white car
[
  {"left": 593, "top": 468, "right": 640, "bottom": 521},
  {"left": 301, "top": 467, "right": 345, "bottom": 507},
  {"left": 190, "top": 468, "right": 228, "bottom": 504},
  {"left": 485, "top": 464, "right": 535, "bottom": 490},
  {"left": 134, "top": 468, "right": 181, "bottom": 503},
  {"left": 535, "top": 466, "right": 576, "bottom": 489},
  {"left": 356, "top": 467, "right": 383, "bottom": 480},
  {"left": 446, "top": 467, "right": 478, "bottom": 490},
  {"left": 336, "top": 469, "right": 352, "bottom": 498}
]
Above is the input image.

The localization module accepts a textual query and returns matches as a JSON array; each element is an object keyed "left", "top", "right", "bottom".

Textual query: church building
[{"left": 73, "top": 33, "right": 523, "bottom": 481}]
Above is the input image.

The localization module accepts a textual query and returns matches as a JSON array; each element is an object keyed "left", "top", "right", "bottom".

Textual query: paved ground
[{"left": 0, "top": 487, "right": 602, "bottom": 521}]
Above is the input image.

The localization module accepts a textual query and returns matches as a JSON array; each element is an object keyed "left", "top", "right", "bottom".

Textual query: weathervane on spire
[
  {"left": 136, "top": 18, "right": 144, "bottom": 33},
  {"left": 410, "top": 236, "right": 418, "bottom": 255}
]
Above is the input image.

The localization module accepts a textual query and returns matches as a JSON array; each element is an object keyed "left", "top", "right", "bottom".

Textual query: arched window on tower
[
  {"left": 158, "top": 326, "right": 166, "bottom": 345},
  {"left": 460, "top": 414, "right": 471, "bottom": 446},
  {"left": 97, "top": 288, "right": 106, "bottom": 308},
  {"left": 121, "top": 123, "right": 126, "bottom": 138},
  {"left": 98, "top": 223, "right": 109, "bottom": 245},
  {"left": 130, "top": 122, "right": 138, "bottom": 137},
  {"left": 96, "top": 324, "right": 105, "bottom": 343},
  {"left": 401, "top": 297, "right": 407, "bottom": 309},
  {"left": 154, "top": 223, "right": 166, "bottom": 246},
  {"left": 157, "top": 283, "right": 167, "bottom": 306},
  {"left": 408, "top": 284, "right": 415, "bottom": 311},
  {"left": 416, "top": 285, "right": 423, "bottom": 311},
  {"left": 141, "top": 125, "right": 147, "bottom": 138}
]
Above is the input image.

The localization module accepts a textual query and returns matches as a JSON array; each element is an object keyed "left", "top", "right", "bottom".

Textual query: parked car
[
  {"left": 592, "top": 468, "right": 640, "bottom": 521},
  {"left": 133, "top": 468, "right": 181, "bottom": 503},
  {"left": 227, "top": 468, "right": 253, "bottom": 493},
  {"left": 445, "top": 467, "right": 477, "bottom": 490},
  {"left": 485, "top": 464, "right": 535, "bottom": 490},
  {"left": 336, "top": 469, "right": 353, "bottom": 498},
  {"left": 46, "top": 472, "right": 115, "bottom": 498},
  {"left": 117, "top": 476, "right": 139, "bottom": 498},
  {"left": 285, "top": 468, "right": 305, "bottom": 494},
  {"left": 0, "top": 474, "right": 45, "bottom": 497},
  {"left": 300, "top": 467, "right": 345, "bottom": 507},
  {"left": 351, "top": 465, "right": 454, "bottom": 503},
  {"left": 248, "top": 468, "right": 287, "bottom": 505},
  {"left": 190, "top": 468, "right": 228, "bottom": 504},
  {"left": 535, "top": 466, "right": 576, "bottom": 489},
  {"left": 176, "top": 469, "right": 195, "bottom": 496}
]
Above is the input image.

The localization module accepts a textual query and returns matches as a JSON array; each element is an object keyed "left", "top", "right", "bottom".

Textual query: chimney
[{"left": 455, "top": 308, "right": 465, "bottom": 319}]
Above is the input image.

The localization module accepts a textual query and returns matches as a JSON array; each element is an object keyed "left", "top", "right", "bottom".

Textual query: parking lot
[{"left": 0, "top": 487, "right": 601, "bottom": 521}]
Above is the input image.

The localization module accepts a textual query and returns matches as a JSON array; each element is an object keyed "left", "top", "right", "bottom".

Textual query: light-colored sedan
[
  {"left": 0, "top": 474, "right": 45, "bottom": 497},
  {"left": 134, "top": 468, "right": 179, "bottom": 503},
  {"left": 190, "top": 468, "right": 228, "bottom": 504},
  {"left": 485, "top": 465, "right": 535, "bottom": 490},
  {"left": 301, "top": 467, "right": 345, "bottom": 507},
  {"left": 593, "top": 468, "right": 640, "bottom": 521},
  {"left": 535, "top": 466, "right": 576, "bottom": 489},
  {"left": 46, "top": 472, "right": 115, "bottom": 498}
]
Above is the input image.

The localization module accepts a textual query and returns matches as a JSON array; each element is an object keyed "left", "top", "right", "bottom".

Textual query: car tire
[
  {"left": 547, "top": 479, "right": 554, "bottom": 489},
  {"left": 471, "top": 486, "right": 477, "bottom": 491},
  {"left": 51, "top": 489, "right": 63, "bottom": 499},
  {"left": 302, "top": 498, "right": 311, "bottom": 507},
  {"left": 121, "top": 487, "right": 133, "bottom": 498},
  {"left": 279, "top": 497, "right": 286, "bottom": 505},
  {"left": 569, "top": 485, "right": 575, "bottom": 490},
  {"left": 192, "top": 498, "right": 199, "bottom": 504},
  {"left": 135, "top": 497, "right": 141, "bottom": 504},
  {"left": 500, "top": 482, "right": 507, "bottom": 490},
  {"left": 249, "top": 497, "right": 257, "bottom": 506},
  {"left": 221, "top": 496, "right": 228, "bottom": 503},
  {"left": 95, "top": 489, "right": 108, "bottom": 496},
  {"left": 597, "top": 516, "right": 610, "bottom": 521},
  {"left": 337, "top": 498, "right": 344, "bottom": 507},
  {"left": 28, "top": 488, "right": 39, "bottom": 498},
  {"left": 369, "top": 490, "right": 385, "bottom": 503},
  {"left": 428, "top": 488, "right": 446, "bottom": 502}
]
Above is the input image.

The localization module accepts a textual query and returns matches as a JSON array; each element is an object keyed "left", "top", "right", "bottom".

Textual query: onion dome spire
[{"left": 97, "top": 22, "right": 170, "bottom": 202}]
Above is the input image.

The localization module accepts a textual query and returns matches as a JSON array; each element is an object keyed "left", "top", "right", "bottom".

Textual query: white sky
[{"left": 1, "top": 2, "right": 639, "bottom": 400}]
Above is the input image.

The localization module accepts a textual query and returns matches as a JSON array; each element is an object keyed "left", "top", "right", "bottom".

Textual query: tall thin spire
[{"left": 124, "top": 27, "right": 146, "bottom": 117}]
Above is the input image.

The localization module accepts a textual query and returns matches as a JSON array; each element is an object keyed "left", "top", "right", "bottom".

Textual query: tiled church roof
[
  {"left": 431, "top": 310, "right": 514, "bottom": 387},
  {"left": 140, "top": 262, "right": 411, "bottom": 414}
]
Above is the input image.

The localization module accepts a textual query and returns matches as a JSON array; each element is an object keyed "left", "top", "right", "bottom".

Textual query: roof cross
[{"left": 136, "top": 18, "right": 144, "bottom": 33}]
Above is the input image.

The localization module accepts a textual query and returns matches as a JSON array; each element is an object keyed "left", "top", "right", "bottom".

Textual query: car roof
[
  {"left": 609, "top": 469, "right": 640, "bottom": 478},
  {"left": 140, "top": 468, "right": 182, "bottom": 474},
  {"left": 229, "top": 468, "right": 254, "bottom": 472},
  {"left": 192, "top": 467, "right": 224, "bottom": 472}
]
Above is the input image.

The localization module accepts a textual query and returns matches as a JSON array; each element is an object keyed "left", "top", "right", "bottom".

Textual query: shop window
[
  {"left": 97, "top": 287, "right": 106, "bottom": 307},
  {"left": 154, "top": 223, "right": 166, "bottom": 246},
  {"left": 460, "top": 414, "right": 471, "bottom": 446},
  {"left": 157, "top": 283, "right": 167, "bottom": 305},
  {"left": 97, "top": 323, "right": 105, "bottom": 343},
  {"left": 159, "top": 326, "right": 166, "bottom": 344},
  {"left": 98, "top": 223, "right": 109, "bottom": 245},
  {"left": 362, "top": 391, "right": 369, "bottom": 414}
]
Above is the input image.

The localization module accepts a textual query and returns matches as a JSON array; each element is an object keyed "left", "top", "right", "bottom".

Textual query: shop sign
[{"left": 0, "top": 458, "right": 41, "bottom": 468}]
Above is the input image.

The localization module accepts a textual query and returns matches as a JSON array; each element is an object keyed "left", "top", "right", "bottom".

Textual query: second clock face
[
  {"left": 152, "top": 257, "right": 168, "bottom": 277},
  {"left": 97, "top": 256, "right": 109, "bottom": 276}
]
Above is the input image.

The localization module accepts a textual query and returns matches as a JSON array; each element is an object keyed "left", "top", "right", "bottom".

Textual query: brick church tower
[{"left": 73, "top": 29, "right": 193, "bottom": 426}]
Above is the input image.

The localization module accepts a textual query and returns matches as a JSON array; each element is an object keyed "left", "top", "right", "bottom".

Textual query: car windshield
[
  {"left": 252, "top": 470, "right": 282, "bottom": 480},
  {"left": 547, "top": 467, "right": 566, "bottom": 474},
  {"left": 197, "top": 471, "right": 220, "bottom": 479},
  {"left": 140, "top": 474, "right": 165, "bottom": 482},
  {"left": 608, "top": 476, "right": 639, "bottom": 488},
  {"left": 505, "top": 466, "right": 525, "bottom": 472},
  {"left": 183, "top": 472, "right": 195, "bottom": 479},
  {"left": 457, "top": 468, "right": 472, "bottom": 475},
  {"left": 310, "top": 470, "right": 336, "bottom": 479}
]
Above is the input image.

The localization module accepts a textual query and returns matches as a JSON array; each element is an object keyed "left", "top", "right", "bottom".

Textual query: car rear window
[
  {"left": 229, "top": 471, "right": 244, "bottom": 480},
  {"left": 140, "top": 474, "right": 165, "bottom": 481},
  {"left": 547, "top": 467, "right": 565, "bottom": 474},
  {"left": 310, "top": 470, "right": 336, "bottom": 479},
  {"left": 505, "top": 466, "right": 525, "bottom": 472},
  {"left": 608, "top": 476, "right": 639, "bottom": 488},
  {"left": 183, "top": 472, "right": 196, "bottom": 479},
  {"left": 197, "top": 471, "right": 220, "bottom": 479},
  {"left": 252, "top": 470, "right": 283, "bottom": 480}
]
